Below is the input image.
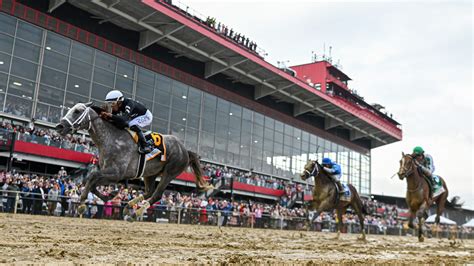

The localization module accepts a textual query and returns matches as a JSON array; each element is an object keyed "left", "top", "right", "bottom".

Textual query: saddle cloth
[
  {"left": 127, "top": 129, "right": 167, "bottom": 162},
  {"left": 339, "top": 182, "right": 351, "bottom": 202},
  {"left": 432, "top": 175, "right": 445, "bottom": 198}
]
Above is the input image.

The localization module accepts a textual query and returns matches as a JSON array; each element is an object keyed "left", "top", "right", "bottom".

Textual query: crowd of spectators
[
  {"left": 0, "top": 168, "right": 471, "bottom": 236},
  {"left": 204, "top": 16, "right": 259, "bottom": 54},
  {"left": 158, "top": 0, "right": 263, "bottom": 57},
  {"left": 0, "top": 120, "right": 96, "bottom": 154}
]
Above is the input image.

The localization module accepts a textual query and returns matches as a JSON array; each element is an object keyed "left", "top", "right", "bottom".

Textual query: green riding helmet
[{"left": 413, "top": 146, "right": 424, "bottom": 155}]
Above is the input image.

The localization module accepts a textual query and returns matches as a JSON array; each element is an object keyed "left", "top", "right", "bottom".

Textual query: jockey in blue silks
[{"left": 321, "top": 157, "right": 345, "bottom": 194}]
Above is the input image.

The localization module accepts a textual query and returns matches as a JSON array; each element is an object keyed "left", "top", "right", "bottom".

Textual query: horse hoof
[
  {"left": 408, "top": 223, "right": 414, "bottom": 229},
  {"left": 78, "top": 204, "right": 87, "bottom": 215},
  {"left": 357, "top": 235, "right": 366, "bottom": 241},
  {"left": 419, "top": 235, "right": 425, "bottom": 242},
  {"left": 124, "top": 215, "right": 133, "bottom": 222}
]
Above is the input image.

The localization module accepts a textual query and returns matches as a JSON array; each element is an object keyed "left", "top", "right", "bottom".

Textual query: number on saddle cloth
[{"left": 127, "top": 129, "right": 167, "bottom": 161}]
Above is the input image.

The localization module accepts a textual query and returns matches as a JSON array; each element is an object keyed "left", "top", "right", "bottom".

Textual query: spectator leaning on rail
[
  {"left": 321, "top": 157, "right": 345, "bottom": 195},
  {"left": 100, "top": 90, "right": 153, "bottom": 154},
  {"left": 412, "top": 146, "right": 436, "bottom": 187}
]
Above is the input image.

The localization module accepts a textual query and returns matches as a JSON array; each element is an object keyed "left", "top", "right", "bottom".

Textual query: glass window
[
  {"left": 187, "top": 86, "right": 201, "bottom": 103},
  {"left": 117, "top": 59, "right": 134, "bottom": 79},
  {"left": 93, "top": 67, "right": 114, "bottom": 87},
  {"left": 10, "top": 58, "right": 38, "bottom": 81},
  {"left": 0, "top": 53, "right": 11, "bottom": 73},
  {"left": 187, "top": 101, "right": 200, "bottom": 115},
  {"left": 137, "top": 67, "right": 154, "bottom": 85},
  {"left": 229, "top": 116, "right": 241, "bottom": 130},
  {"left": 8, "top": 76, "right": 35, "bottom": 98},
  {"left": 254, "top": 112, "right": 264, "bottom": 125},
  {"left": 242, "top": 107, "right": 252, "bottom": 121},
  {"left": 69, "top": 58, "right": 92, "bottom": 79},
  {"left": 172, "top": 80, "right": 187, "bottom": 98},
  {"left": 66, "top": 75, "right": 90, "bottom": 96},
  {"left": 186, "top": 114, "right": 199, "bottom": 129},
  {"left": 90, "top": 83, "right": 110, "bottom": 101},
  {"left": 45, "top": 32, "right": 70, "bottom": 55},
  {"left": 253, "top": 124, "right": 264, "bottom": 137},
  {"left": 38, "top": 85, "right": 64, "bottom": 106},
  {"left": 5, "top": 94, "right": 32, "bottom": 117},
  {"left": 241, "top": 119, "right": 252, "bottom": 133},
  {"left": 71, "top": 42, "right": 94, "bottom": 63},
  {"left": 203, "top": 93, "right": 216, "bottom": 108},
  {"left": 229, "top": 103, "right": 242, "bottom": 117},
  {"left": 115, "top": 75, "right": 133, "bottom": 94},
  {"left": 264, "top": 116, "right": 274, "bottom": 129},
  {"left": 201, "top": 118, "right": 215, "bottom": 133},
  {"left": 0, "top": 13, "right": 16, "bottom": 35},
  {"left": 170, "top": 122, "right": 185, "bottom": 140},
  {"left": 154, "top": 103, "right": 170, "bottom": 120},
  {"left": 216, "top": 112, "right": 229, "bottom": 126},
  {"left": 95, "top": 51, "right": 116, "bottom": 72},
  {"left": 155, "top": 89, "right": 171, "bottom": 106},
  {"left": 136, "top": 96, "right": 152, "bottom": 110},
  {"left": 16, "top": 21, "right": 42, "bottom": 44},
  {"left": 43, "top": 50, "right": 68, "bottom": 70},
  {"left": 275, "top": 120, "right": 284, "bottom": 132},
  {"left": 185, "top": 127, "right": 198, "bottom": 149},
  {"left": 156, "top": 74, "right": 171, "bottom": 92},
  {"left": 65, "top": 92, "right": 88, "bottom": 107},
  {"left": 13, "top": 39, "right": 40, "bottom": 62},
  {"left": 0, "top": 33, "right": 14, "bottom": 54},
  {"left": 40, "top": 67, "right": 66, "bottom": 89},
  {"left": 152, "top": 118, "right": 168, "bottom": 133},
  {"left": 170, "top": 109, "right": 187, "bottom": 125},
  {"left": 0, "top": 72, "right": 7, "bottom": 92},
  {"left": 217, "top": 98, "right": 229, "bottom": 112},
  {"left": 136, "top": 82, "right": 154, "bottom": 99},
  {"left": 171, "top": 95, "right": 187, "bottom": 110}
]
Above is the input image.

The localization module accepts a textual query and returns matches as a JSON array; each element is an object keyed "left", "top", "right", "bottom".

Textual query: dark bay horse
[
  {"left": 56, "top": 102, "right": 212, "bottom": 217},
  {"left": 301, "top": 160, "right": 366, "bottom": 240},
  {"left": 398, "top": 152, "right": 448, "bottom": 242}
]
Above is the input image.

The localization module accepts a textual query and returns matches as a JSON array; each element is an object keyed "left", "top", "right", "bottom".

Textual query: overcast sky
[{"left": 184, "top": 0, "right": 473, "bottom": 209}]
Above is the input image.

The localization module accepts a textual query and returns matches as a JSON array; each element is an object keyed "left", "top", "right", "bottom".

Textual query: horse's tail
[
  {"left": 446, "top": 196, "right": 464, "bottom": 209},
  {"left": 187, "top": 151, "right": 212, "bottom": 191},
  {"left": 350, "top": 184, "right": 368, "bottom": 215}
]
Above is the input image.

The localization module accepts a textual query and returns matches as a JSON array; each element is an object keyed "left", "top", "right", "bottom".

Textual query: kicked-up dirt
[{"left": 0, "top": 213, "right": 472, "bottom": 264}]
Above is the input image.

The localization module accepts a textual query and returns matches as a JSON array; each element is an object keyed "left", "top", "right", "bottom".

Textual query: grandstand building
[{"left": 0, "top": 0, "right": 401, "bottom": 199}]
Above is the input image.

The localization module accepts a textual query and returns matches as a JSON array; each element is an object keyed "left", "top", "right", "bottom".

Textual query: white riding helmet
[{"left": 105, "top": 90, "right": 124, "bottom": 102}]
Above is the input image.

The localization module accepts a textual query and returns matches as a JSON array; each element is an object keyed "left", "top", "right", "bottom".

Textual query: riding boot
[
  {"left": 130, "top": 125, "right": 151, "bottom": 154},
  {"left": 336, "top": 181, "right": 345, "bottom": 194}
]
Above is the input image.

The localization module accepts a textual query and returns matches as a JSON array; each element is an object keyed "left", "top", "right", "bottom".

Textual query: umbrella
[
  {"left": 425, "top": 214, "right": 457, "bottom": 225},
  {"left": 462, "top": 218, "right": 474, "bottom": 227}
]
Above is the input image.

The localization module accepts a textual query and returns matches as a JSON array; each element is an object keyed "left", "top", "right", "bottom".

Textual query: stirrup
[{"left": 138, "top": 146, "right": 152, "bottom": 154}]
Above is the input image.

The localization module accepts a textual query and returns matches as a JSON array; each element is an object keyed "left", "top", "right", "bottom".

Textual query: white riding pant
[{"left": 128, "top": 110, "right": 152, "bottom": 128}]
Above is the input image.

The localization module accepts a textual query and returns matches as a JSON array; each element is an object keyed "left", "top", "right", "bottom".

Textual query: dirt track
[{"left": 0, "top": 213, "right": 472, "bottom": 264}]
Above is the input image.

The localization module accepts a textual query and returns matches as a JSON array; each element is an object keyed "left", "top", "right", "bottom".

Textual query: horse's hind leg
[
  {"left": 135, "top": 175, "right": 174, "bottom": 218},
  {"left": 351, "top": 201, "right": 366, "bottom": 241}
]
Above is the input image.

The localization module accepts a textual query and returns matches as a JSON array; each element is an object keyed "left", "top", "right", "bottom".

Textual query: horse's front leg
[
  {"left": 78, "top": 170, "right": 117, "bottom": 216},
  {"left": 334, "top": 208, "right": 344, "bottom": 240}
]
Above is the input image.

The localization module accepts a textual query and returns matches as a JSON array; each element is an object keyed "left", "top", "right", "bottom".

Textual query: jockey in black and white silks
[{"left": 101, "top": 90, "right": 153, "bottom": 154}]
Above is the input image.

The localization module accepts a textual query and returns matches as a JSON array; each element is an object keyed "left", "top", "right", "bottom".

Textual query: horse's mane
[
  {"left": 314, "top": 160, "right": 332, "bottom": 182},
  {"left": 90, "top": 105, "right": 106, "bottom": 115}
]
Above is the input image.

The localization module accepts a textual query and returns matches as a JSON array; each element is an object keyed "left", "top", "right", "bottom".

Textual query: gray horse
[{"left": 56, "top": 102, "right": 212, "bottom": 217}]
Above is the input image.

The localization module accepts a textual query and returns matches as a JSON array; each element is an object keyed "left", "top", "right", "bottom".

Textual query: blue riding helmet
[{"left": 322, "top": 157, "right": 332, "bottom": 165}]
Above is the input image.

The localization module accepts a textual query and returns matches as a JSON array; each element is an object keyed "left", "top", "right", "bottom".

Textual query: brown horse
[
  {"left": 397, "top": 152, "right": 449, "bottom": 242},
  {"left": 301, "top": 160, "right": 366, "bottom": 240}
]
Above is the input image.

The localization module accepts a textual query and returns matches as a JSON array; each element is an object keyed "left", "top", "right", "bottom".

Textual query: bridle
[
  {"left": 304, "top": 161, "right": 319, "bottom": 178},
  {"left": 62, "top": 104, "right": 95, "bottom": 131},
  {"left": 398, "top": 154, "right": 415, "bottom": 179}
]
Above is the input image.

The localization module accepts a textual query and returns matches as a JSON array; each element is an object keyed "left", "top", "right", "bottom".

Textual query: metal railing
[{"left": 1, "top": 189, "right": 472, "bottom": 239}]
